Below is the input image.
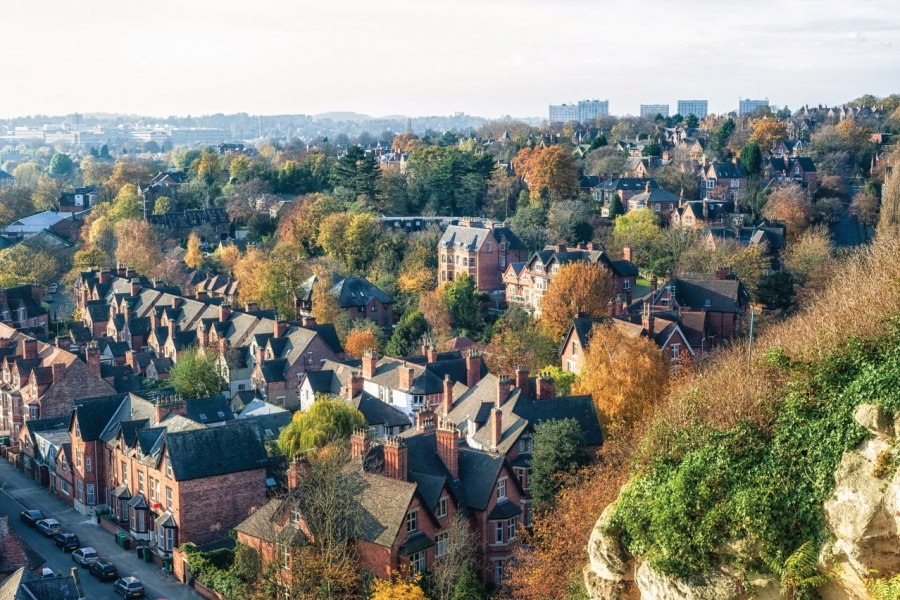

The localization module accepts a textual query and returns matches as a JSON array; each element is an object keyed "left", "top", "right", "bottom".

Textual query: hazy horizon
[{"left": 2, "top": 0, "right": 898, "bottom": 120}]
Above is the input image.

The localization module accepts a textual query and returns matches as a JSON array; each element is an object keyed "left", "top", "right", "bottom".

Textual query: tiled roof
[{"left": 164, "top": 422, "right": 268, "bottom": 481}]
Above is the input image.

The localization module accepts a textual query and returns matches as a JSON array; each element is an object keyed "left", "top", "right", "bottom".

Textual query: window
[
  {"left": 494, "top": 560, "right": 505, "bottom": 584},
  {"left": 291, "top": 506, "right": 301, "bottom": 524},
  {"left": 165, "top": 459, "right": 172, "bottom": 479},
  {"left": 28, "top": 405, "right": 38, "bottom": 419},
  {"left": 731, "top": 179, "right": 740, "bottom": 188},
  {"left": 623, "top": 279, "right": 631, "bottom": 290},
  {"left": 486, "top": 241, "right": 493, "bottom": 252},
  {"left": 281, "top": 545, "right": 290, "bottom": 570},
  {"left": 497, "top": 478, "right": 507, "bottom": 500},
  {"left": 706, "top": 179, "right": 715, "bottom": 189},
  {"left": 59, "top": 480, "right": 70, "bottom": 495},
  {"left": 166, "top": 487, "right": 173, "bottom": 509},
  {"left": 507, "top": 518, "right": 516, "bottom": 541},
  {"left": 85, "top": 456, "right": 91, "bottom": 473},
  {"left": 436, "top": 532, "right": 449, "bottom": 558},
  {"left": 514, "top": 467, "right": 529, "bottom": 490},
  {"left": 86, "top": 484, "right": 95, "bottom": 505},
  {"left": 437, "top": 496, "right": 448, "bottom": 519},
  {"left": 495, "top": 521, "right": 504, "bottom": 544},
  {"left": 153, "top": 478, "right": 160, "bottom": 502},
  {"left": 121, "top": 461, "right": 128, "bottom": 483},
  {"left": 76, "top": 449, "right": 82, "bottom": 469},
  {"left": 671, "top": 344, "right": 681, "bottom": 361},
  {"left": 406, "top": 510, "right": 418, "bottom": 533},
  {"left": 410, "top": 551, "right": 426, "bottom": 574},
  {"left": 77, "top": 480, "right": 83, "bottom": 502},
  {"left": 162, "top": 527, "right": 175, "bottom": 551},
  {"left": 654, "top": 204, "right": 661, "bottom": 212},
  {"left": 138, "top": 510, "right": 145, "bottom": 531},
  {"left": 571, "top": 341, "right": 578, "bottom": 356},
  {"left": 138, "top": 471, "right": 144, "bottom": 494}
]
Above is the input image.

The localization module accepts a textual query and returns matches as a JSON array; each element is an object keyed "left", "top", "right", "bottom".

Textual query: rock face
[
  {"left": 823, "top": 403, "right": 900, "bottom": 599},
  {"left": 584, "top": 504, "right": 634, "bottom": 599},
  {"left": 633, "top": 562, "right": 740, "bottom": 600}
]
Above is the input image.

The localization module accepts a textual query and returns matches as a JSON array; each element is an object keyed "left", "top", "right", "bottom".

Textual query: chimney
[
  {"left": 129, "top": 278, "right": 141, "bottom": 297},
  {"left": 286, "top": 456, "right": 309, "bottom": 490},
  {"left": 642, "top": 303, "right": 655, "bottom": 334},
  {"left": 244, "top": 301, "right": 259, "bottom": 312},
  {"left": 497, "top": 377, "right": 513, "bottom": 407},
  {"left": 116, "top": 263, "right": 127, "bottom": 277},
  {"left": 436, "top": 417, "right": 459, "bottom": 478},
  {"left": 586, "top": 242, "right": 595, "bottom": 251},
  {"left": 702, "top": 198, "right": 709, "bottom": 220},
  {"left": 255, "top": 344, "right": 265, "bottom": 365},
  {"left": 650, "top": 276, "right": 659, "bottom": 293},
  {"left": 218, "top": 338, "right": 227, "bottom": 355},
  {"left": 346, "top": 371, "right": 363, "bottom": 400},
  {"left": 490, "top": 408, "right": 502, "bottom": 451},
  {"left": 301, "top": 315, "right": 316, "bottom": 328},
  {"left": 399, "top": 364, "right": 415, "bottom": 391},
  {"left": 167, "top": 319, "right": 176, "bottom": 341},
  {"left": 51, "top": 362, "right": 66, "bottom": 384},
  {"left": 195, "top": 291, "right": 209, "bottom": 301},
  {"left": 424, "top": 344, "right": 437, "bottom": 363},
  {"left": 679, "top": 188, "right": 684, "bottom": 208},
  {"left": 154, "top": 396, "right": 187, "bottom": 422},
  {"left": 219, "top": 304, "right": 231, "bottom": 322},
  {"left": 615, "top": 295, "right": 624, "bottom": 316},
  {"left": 557, "top": 244, "right": 567, "bottom": 253},
  {"left": 622, "top": 245, "right": 632, "bottom": 263},
  {"left": 383, "top": 436, "right": 407, "bottom": 481},
  {"left": 441, "top": 374, "right": 453, "bottom": 415},
  {"left": 415, "top": 410, "right": 435, "bottom": 431},
  {"left": 20, "top": 338, "right": 38, "bottom": 360},
  {"left": 607, "top": 299, "right": 615, "bottom": 316},
  {"left": 362, "top": 349, "right": 377, "bottom": 379},
  {"left": 715, "top": 265, "right": 733, "bottom": 280},
  {"left": 645, "top": 181, "right": 651, "bottom": 193},
  {"left": 274, "top": 319, "right": 288, "bottom": 338},
  {"left": 465, "top": 350, "right": 481, "bottom": 388},
  {"left": 84, "top": 345, "right": 100, "bottom": 377},
  {"left": 151, "top": 310, "right": 160, "bottom": 332},
  {"left": 125, "top": 267, "right": 135, "bottom": 279},
  {"left": 99, "top": 270, "right": 111, "bottom": 284},
  {"left": 125, "top": 351, "right": 138, "bottom": 373},
  {"left": 514, "top": 367, "right": 529, "bottom": 392},
  {"left": 536, "top": 376, "right": 555, "bottom": 400},
  {"left": 350, "top": 427, "right": 370, "bottom": 461}
]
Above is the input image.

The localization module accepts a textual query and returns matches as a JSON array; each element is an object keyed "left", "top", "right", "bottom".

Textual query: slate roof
[
  {"left": 350, "top": 392, "right": 411, "bottom": 429},
  {"left": 0, "top": 567, "right": 82, "bottom": 600},
  {"left": 658, "top": 276, "right": 748, "bottom": 313},
  {"left": 234, "top": 497, "right": 284, "bottom": 543},
  {"left": 356, "top": 470, "right": 418, "bottom": 547},
  {"left": 164, "top": 422, "right": 268, "bottom": 481},
  {"left": 708, "top": 162, "right": 747, "bottom": 179},
  {"left": 185, "top": 395, "right": 234, "bottom": 424},
  {"left": 146, "top": 208, "right": 228, "bottom": 229},
  {"left": 596, "top": 178, "right": 659, "bottom": 192},
  {"left": 71, "top": 394, "right": 128, "bottom": 441}
]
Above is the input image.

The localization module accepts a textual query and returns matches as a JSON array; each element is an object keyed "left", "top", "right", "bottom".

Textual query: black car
[
  {"left": 19, "top": 509, "right": 44, "bottom": 526},
  {"left": 88, "top": 559, "right": 119, "bottom": 582},
  {"left": 53, "top": 532, "right": 80, "bottom": 552},
  {"left": 114, "top": 577, "right": 145, "bottom": 599}
]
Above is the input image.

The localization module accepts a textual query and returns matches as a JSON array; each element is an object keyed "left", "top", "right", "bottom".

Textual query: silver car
[
  {"left": 36, "top": 518, "right": 62, "bottom": 537},
  {"left": 72, "top": 547, "right": 100, "bottom": 566}
]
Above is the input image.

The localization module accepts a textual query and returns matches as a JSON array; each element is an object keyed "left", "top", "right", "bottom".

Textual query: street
[{"left": 0, "top": 459, "right": 199, "bottom": 599}]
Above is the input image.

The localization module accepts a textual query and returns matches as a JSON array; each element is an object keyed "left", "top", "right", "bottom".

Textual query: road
[{"left": 0, "top": 459, "right": 199, "bottom": 599}]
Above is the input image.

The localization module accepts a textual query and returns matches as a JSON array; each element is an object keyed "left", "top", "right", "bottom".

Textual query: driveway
[{"left": 0, "top": 459, "right": 199, "bottom": 599}]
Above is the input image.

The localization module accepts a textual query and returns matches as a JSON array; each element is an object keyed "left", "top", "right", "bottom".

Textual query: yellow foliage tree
[
  {"left": 749, "top": 117, "right": 788, "bottom": 150},
  {"left": 344, "top": 329, "right": 379, "bottom": 358},
  {"left": 184, "top": 232, "right": 204, "bottom": 270},
  {"left": 398, "top": 264, "right": 436, "bottom": 294},
  {"left": 572, "top": 322, "right": 669, "bottom": 425},
  {"left": 512, "top": 145, "right": 580, "bottom": 202},
  {"left": 311, "top": 273, "right": 342, "bottom": 326},
  {"left": 233, "top": 247, "right": 274, "bottom": 308},
  {"left": 763, "top": 183, "right": 811, "bottom": 242},
  {"left": 216, "top": 244, "right": 242, "bottom": 275},
  {"left": 370, "top": 576, "right": 427, "bottom": 600},
  {"left": 114, "top": 219, "right": 162, "bottom": 276},
  {"left": 539, "top": 262, "right": 616, "bottom": 339}
]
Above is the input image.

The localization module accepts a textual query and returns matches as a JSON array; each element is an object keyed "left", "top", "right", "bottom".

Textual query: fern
[
  {"left": 867, "top": 574, "right": 900, "bottom": 600},
  {"left": 769, "top": 541, "right": 830, "bottom": 600}
]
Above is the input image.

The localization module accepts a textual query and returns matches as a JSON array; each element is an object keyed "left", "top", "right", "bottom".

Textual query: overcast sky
[{"left": 2, "top": 0, "right": 898, "bottom": 119}]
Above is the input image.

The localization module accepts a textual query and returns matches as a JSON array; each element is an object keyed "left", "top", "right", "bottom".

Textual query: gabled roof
[
  {"left": 71, "top": 394, "right": 128, "bottom": 441},
  {"left": 350, "top": 392, "right": 411, "bottom": 429},
  {"left": 185, "top": 395, "right": 234, "bottom": 424},
  {"left": 658, "top": 276, "right": 748, "bottom": 313},
  {"left": 164, "top": 422, "right": 268, "bottom": 481},
  {"left": 707, "top": 162, "right": 747, "bottom": 179}
]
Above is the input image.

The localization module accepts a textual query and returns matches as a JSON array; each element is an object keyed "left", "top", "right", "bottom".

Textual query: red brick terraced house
[
  {"left": 0, "top": 285, "right": 49, "bottom": 337},
  {"left": 437, "top": 221, "right": 527, "bottom": 295}
]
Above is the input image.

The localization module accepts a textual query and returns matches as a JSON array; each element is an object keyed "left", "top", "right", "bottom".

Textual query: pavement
[{"left": 0, "top": 459, "right": 200, "bottom": 599}]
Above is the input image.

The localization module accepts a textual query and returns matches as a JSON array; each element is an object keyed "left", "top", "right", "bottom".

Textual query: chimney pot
[{"left": 465, "top": 350, "right": 481, "bottom": 388}]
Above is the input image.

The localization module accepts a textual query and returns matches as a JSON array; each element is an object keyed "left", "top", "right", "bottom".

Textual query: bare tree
[{"left": 428, "top": 515, "right": 479, "bottom": 600}]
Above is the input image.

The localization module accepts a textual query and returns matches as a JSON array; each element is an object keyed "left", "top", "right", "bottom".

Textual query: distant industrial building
[
  {"left": 677, "top": 100, "right": 708, "bottom": 119},
  {"left": 549, "top": 99, "right": 609, "bottom": 123},
  {"left": 739, "top": 98, "right": 769, "bottom": 116},
  {"left": 640, "top": 104, "right": 669, "bottom": 118}
]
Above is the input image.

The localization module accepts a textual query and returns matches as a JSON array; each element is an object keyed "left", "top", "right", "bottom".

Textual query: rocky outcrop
[
  {"left": 823, "top": 403, "right": 899, "bottom": 599},
  {"left": 633, "top": 562, "right": 739, "bottom": 600},
  {"left": 584, "top": 504, "right": 635, "bottom": 599}
]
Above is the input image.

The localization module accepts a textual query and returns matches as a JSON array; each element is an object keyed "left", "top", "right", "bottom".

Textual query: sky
[{"left": 1, "top": 0, "right": 899, "bottom": 120}]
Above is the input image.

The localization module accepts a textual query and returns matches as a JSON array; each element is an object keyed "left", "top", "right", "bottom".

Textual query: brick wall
[{"left": 178, "top": 469, "right": 268, "bottom": 546}]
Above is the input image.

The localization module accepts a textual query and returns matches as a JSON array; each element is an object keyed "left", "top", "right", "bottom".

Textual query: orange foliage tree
[
  {"left": 539, "top": 263, "right": 616, "bottom": 339},
  {"left": 572, "top": 322, "right": 670, "bottom": 425},
  {"left": 344, "top": 328, "right": 380, "bottom": 358},
  {"left": 512, "top": 145, "right": 580, "bottom": 203},
  {"left": 762, "top": 183, "right": 812, "bottom": 242},
  {"left": 749, "top": 117, "right": 788, "bottom": 150}
]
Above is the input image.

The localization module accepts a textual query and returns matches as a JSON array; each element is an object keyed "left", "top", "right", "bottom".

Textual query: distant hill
[{"left": 312, "top": 112, "right": 374, "bottom": 122}]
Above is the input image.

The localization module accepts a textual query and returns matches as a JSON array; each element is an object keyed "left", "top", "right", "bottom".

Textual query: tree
[
  {"left": 512, "top": 146, "right": 579, "bottom": 203},
  {"left": 344, "top": 328, "right": 380, "bottom": 358},
  {"left": 547, "top": 200, "right": 593, "bottom": 245},
  {"left": 783, "top": 226, "right": 834, "bottom": 295},
  {"left": 730, "top": 243, "right": 771, "bottom": 301},
  {"left": 484, "top": 307, "right": 558, "bottom": 375},
  {"left": 537, "top": 365, "right": 576, "bottom": 396},
  {"left": 739, "top": 143, "right": 762, "bottom": 176},
  {"left": 332, "top": 145, "right": 379, "bottom": 199},
  {"left": 428, "top": 517, "right": 480, "bottom": 600},
  {"left": 184, "top": 232, "right": 204, "bottom": 270},
  {"left": 114, "top": 219, "right": 163, "bottom": 276},
  {"left": 851, "top": 190, "right": 879, "bottom": 228},
  {"left": 108, "top": 160, "right": 152, "bottom": 191},
  {"left": 757, "top": 271, "right": 795, "bottom": 310},
  {"left": 613, "top": 208, "right": 663, "bottom": 265},
  {"left": 709, "top": 119, "right": 736, "bottom": 159},
  {"left": 73, "top": 247, "right": 111, "bottom": 270},
  {"left": 108, "top": 184, "right": 143, "bottom": 223},
  {"left": 48, "top": 153, "right": 74, "bottom": 178},
  {"left": 443, "top": 274, "right": 481, "bottom": 333},
  {"left": 749, "top": 117, "right": 788, "bottom": 150},
  {"left": 878, "top": 164, "right": 900, "bottom": 235},
  {"left": 152, "top": 196, "right": 172, "bottom": 215},
  {"left": 540, "top": 263, "right": 615, "bottom": 339},
  {"left": 277, "top": 193, "right": 342, "bottom": 256},
  {"left": 385, "top": 311, "right": 429, "bottom": 357},
  {"left": 608, "top": 194, "right": 625, "bottom": 219},
  {"left": 277, "top": 398, "right": 364, "bottom": 457},
  {"left": 572, "top": 322, "right": 669, "bottom": 425},
  {"left": 245, "top": 213, "right": 277, "bottom": 241},
  {"left": 169, "top": 348, "right": 224, "bottom": 399},
  {"left": 215, "top": 244, "right": 242, "bottom": 275},
  {"left": 418, "top": 288, "right": 452, "bottom": 334},
  {"left": 529, "top": 419, "right": 590, "bottom": 512},
  {"left": 195, "top": 152, "right": 222, "bottom": 207},
  {"left": 450, "top": 562, "right": 484, "bottom": 600},
  {"left": 310, "top": 273, "right": 342, "bottom": 326},
  {"left": 370, "top": 577, "right": 427, "bottom": 600},
  {"left": 405, "top": 146, "right": 494, "bottom": 215},
  {"left": 510, "top": 205, "right": 549, "bottom": 252},
  {"left": 762, "top": 184, "right": 811, "bottom": 242}
]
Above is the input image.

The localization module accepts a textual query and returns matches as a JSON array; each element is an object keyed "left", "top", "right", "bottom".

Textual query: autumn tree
[
  {"left": 547, "top": 200, "right": 593, "bottom": 245},
  {"left": 444, "top": 274, "right": 481, "bottom": 333},
  {"left": 427, "top": 516, "right": 482, "bottom": 600},
  {"left": 749, "top": 117, "right": 788, "bottom": 150},
  {"left": 484, "top": 307, "right": 558, "bottom": 376},
  {"left": 108, "top": 184, "right": 143, "bottom": 222},
  {"left": 512, "top": 145, "right": 579, "bottom": 204},
  {"left": 215, "top": 244, "right": 242, "bottom": 275},
  {"left": 152, "top": 196, "right": 172, "bottom": 215},
  {"left": 540, "top": 263, "right": 615, "bottom": 339},
  {"left": 184, "top": 232, "right": 204, "bottom": 270},
  {"left": 613, "top": 208, "right": 663, "bottom": 266},
  {"left": 73, "top": 247, "right": 111, "bottom": 270},
  {"left": 392, "top": 132, "right": 424, "bottom": 153},
  {"left": 783, "top": 226, "right": 834, "bottom": 298},
  {"left": 169, "top": 348, "right": 224, "bottom": 399},
  {"left": 113, "top": 219, "right": 163, "bottom": 276},
  {"left": 762, "top": 183, "right": 811, "bottom": 242},
  {"left": 344, "top": 327, "right": 381, "bottom": 358},
  {"left": 277, "top": 398, "right": 364, "bottom": 457},
  {"left": 107, "top": 160, "right": 152, "bottom": 191},
  {"left": 418, "top": 288, "right": 452, "bottom": 334},
  {"left": 311, "top": 273, "right": 342, "bottom": 326},
  {"left": 370, "top": 577, "right": 427, "bottom": 600},
  {"left": 572, "top": 322, "right": 669, "bottom": 425}
]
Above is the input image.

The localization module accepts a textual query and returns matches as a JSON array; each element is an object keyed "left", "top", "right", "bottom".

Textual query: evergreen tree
[
  {"left": 608, "top": 194, "right": 625, "bottom": 219},
  {"left": 385, "top": 311, "right": 429, "bottom": 357},
  {"left": 333, "top": 145, "right": 379, "bottom": 198},
  {"left": 450, "top": 562, "right": 484, "bottom": 600},
  {"left": 529, "top": 418, "right": 590, "bottom": 512}
]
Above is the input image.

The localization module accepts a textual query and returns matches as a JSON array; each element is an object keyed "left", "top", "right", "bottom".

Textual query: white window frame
[
  {"left": 437, "top": 497, "right": 448, "bottom": 519},
  {"left": 406, "top": 510, "right": 418, "bottom": 533},
  {"left": 436, "top": 531, "right": 449, "bottom": 558},
  {"left": 671, "top": 344, "right": 681, "bottom": 360},
  {"left": 495, "top": 520, "right": 504, "bottom": 544},
  {"left": 86, "top": 483, "right": 95, "bottom": 505},
  {"left": 410, "top": 550, "right": 426, "bottom": 574},
  {"left": 497, "top": 478, "right": 507, "bottom": 500},
  {"left": 507, "top": 517, "right": 516, "bottom": 541}
]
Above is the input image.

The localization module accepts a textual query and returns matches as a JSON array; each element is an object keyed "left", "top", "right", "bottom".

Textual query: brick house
[
  {"left": 626, "top": 184, "right": 681, "bottom": 219},
  {"left": 18, "top": 415, "right": 68, "bottom": 487},
  {"left": 295, "top": 273, "right": 396, "bottom": 328},
  {"left": 701, "top": 162, "right": 747, "bottom": 203},
  {"left": 596, "top": 178, "right": 659, "bottom": 217},
  {"left": 438, "top": 221, "right": 526, "bottom": 294},
  {"left": 503, "top": 244, "right": 638, "bottom": 316},
  {"left": 0, "top": 326, "right": 115, "bottom": 444},
  {"left": 670, "top": 198, "right": 731, "bottom": 229},
  {"left": 0, "top": 285, "right": 48, "bottom": 336}
]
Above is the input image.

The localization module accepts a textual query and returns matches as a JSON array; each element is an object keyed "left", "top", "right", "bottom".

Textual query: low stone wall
[{"left": 192, "top": 580, "right": 226, "bottom": 600}]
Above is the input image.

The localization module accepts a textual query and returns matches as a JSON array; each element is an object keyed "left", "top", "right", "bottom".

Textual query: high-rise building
[
  {"left": 549, "top": 99, "right": 609, "bottom": 123},
  {"left": 640, "top": 104, "right": 669, "bottom": 118},
  {"left": 677, "top": 100, "right": 708, "bottom": 119},
  {"left": 738, "top": 98, "right": 769, "bottom": 117}
]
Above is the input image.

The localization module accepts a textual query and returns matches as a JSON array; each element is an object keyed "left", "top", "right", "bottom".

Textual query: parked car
[
  {"left": 36, "top": 519, "right": 62, "bottom": 537},
  {"left": 48, "top": 283, "right": 58, "bottom": 294},
  {"left": 72, "top": 547, "right": 100, "bottom": 566},
  {"left": 114, "top": 576, "right": 145, "bottom": 598},
  {"left": 19, "top": 509, "right": 44, "bottom": 526},
  {"left": 54, "top": 532, "right": 80, "bottom": 551},
  {"left": 88, "top": 559, "right": 119, "bottom": 582}
]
